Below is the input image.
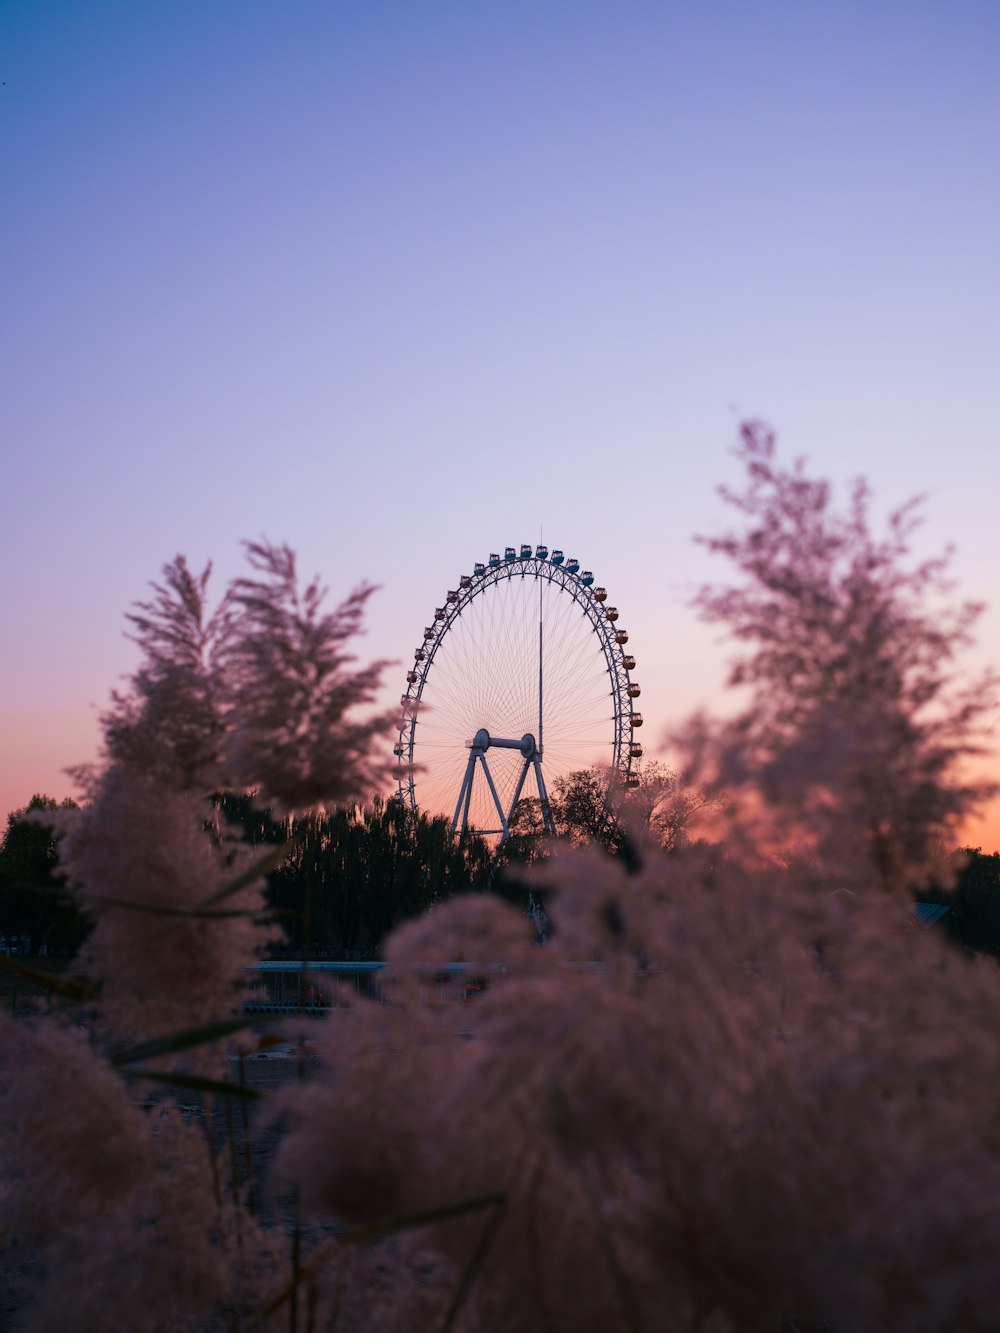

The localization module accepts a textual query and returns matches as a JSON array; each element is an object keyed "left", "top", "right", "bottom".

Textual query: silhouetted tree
[
  {"left": 614, "top": 760, "right": 723, "bottom": 852},
  {"left": 0, "top": 795, "right": 85, "bottom": 955},
  {"left": 916, "top": 847, "right": 1000, "bottom": 959},
  {"left": 552, "top": 768, "right": 615, "bottom": 846},
  {"left": 521, "top": 763, "right": 717, "bottom": 858},
  {"left": 499, "top": 795, "right": 548, "bottom": 866},
  {"left": 216, "top": 792, "right": 492, "bottom": 956}
]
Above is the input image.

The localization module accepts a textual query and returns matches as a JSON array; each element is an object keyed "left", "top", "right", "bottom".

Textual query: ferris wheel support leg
[
  {"left": 533, "top": 758, "right": 557, "bottom": 836},
  {"left": 462, "top": 761, "right": 475, "bottom": 833},
  {"left": 451, "top": 752, "right": 477, "bottom": 838},
  {"left": 478, "top": 752, "right": 509, "bottom": 838},
  {"left": 450, "top": 746, "right": 511, "bottom": 841},
  {"left": 504, "top": 757, "right": 534, "bottom": 838}
]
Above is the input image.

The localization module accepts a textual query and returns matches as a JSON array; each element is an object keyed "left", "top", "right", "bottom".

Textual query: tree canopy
[{"left": 0, "top": 795, "right": 85, "bottom": 954}]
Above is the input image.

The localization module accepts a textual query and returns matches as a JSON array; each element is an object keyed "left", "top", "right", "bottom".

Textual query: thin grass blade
[
  {"left": 255, "top": 1192, "right": 507, "bottom": 1324},
  {"left": 111, "top": 1016, "right": 267, "bottom": 1067},
  {"left": 119, "top": 1065, "right": 261, "bottom": 1099},
  {"left": 439, "top": 1194, "right": 507, "bottom": 1333},
  {"left": 90, "top": 894, "right": 256, "bottom": 919},
  {"left": 0, "top": 955, "right": 94, "bottom": 1001}
]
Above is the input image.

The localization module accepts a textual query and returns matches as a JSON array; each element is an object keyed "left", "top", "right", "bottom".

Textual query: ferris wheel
[{"left": 394, "top": 545, "right": 643, "bottom": 841}]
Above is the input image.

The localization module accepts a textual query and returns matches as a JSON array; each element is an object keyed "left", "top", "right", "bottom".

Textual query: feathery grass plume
[
  {"left": 102, "top": 555, "right": 229, "bottom": 791},
  {"left": 274, "top": 432, "right": 1000, "bottom": 1329},
  {"left": 32, "top": 1115, "right": 233, "bottom": 1333},
  {"left": 2, "top": 539, "right": 400, "bottom": 1330},
  {"left": 683, "top": 420, "right": 998, "bottom": 892},
  {"left": 55, "top": 768, "right": 277, "bottom": 1046},
  {"left": 0, "top": 538, "right": 397, "bottom": 1329},
  {"left": 220, "top": 541, "right": 396, "bottom": 813},
  {"left": 277, "top": 844, "right": 1000, "bottom": 1332},
  {"left": 0, "top": 1015, "right": 152, "bottom": 1249},
  {"left": 101, "top": 540, "right": 393, "bottom": 811},
  {"left": 0, "top": 1016, "right": 253, "bottom": 1331},
  {"left": 7, "top": 467, "right": 1000, "bottom": 1331},
  {"left": 53, "top": 538, "right": 396, "bottom": 1035}
]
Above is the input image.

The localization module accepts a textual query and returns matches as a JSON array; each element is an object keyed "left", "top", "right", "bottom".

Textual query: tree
[
  {"left": 217, "top": 792, "right": 493, "bottom": 957},
  {"left": 552, "top": 768, "right": 617, "bottom": 847},
  {"left": 614, "top": 760, "right": 720, "bottom": 852},
  {"left": 542, "top": 763, "right": 718, "bottom": 857},
  {"left": 916, "top": 847, "right": 1000, "bottom": 960},
  {"left": 0, "top": 795, "right": 84, "bottom": 954},
  {"left": 497, "top": 795, "right": 548, "bottom": 866}
]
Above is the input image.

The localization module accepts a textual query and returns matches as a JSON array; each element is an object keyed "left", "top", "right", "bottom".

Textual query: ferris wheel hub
[{"left": 468, "top": 728, "right": 538, "bottom": 760}]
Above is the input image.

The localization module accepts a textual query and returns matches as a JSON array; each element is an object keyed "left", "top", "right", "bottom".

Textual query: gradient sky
[{"left": 3, "top": 2, "right": 999, "bottom": 844}]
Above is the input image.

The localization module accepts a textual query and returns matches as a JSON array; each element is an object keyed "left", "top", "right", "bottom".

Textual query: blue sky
[{"left": 3, "top": 1, "right": 999, "bottom": 837}]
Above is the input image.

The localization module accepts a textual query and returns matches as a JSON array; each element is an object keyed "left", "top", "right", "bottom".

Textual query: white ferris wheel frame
[{"left": 395, "top": 548, "right": 643, "bottom": 842}]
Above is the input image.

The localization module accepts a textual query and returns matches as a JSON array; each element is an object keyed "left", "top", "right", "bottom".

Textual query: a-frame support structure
[{"left": 450, "top": 728, "right": 557, "bottom": 843}]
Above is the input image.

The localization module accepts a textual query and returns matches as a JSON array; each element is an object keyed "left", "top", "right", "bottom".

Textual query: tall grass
[{"left": 2, "top": 434, "right": 999, "bottom": 1331}]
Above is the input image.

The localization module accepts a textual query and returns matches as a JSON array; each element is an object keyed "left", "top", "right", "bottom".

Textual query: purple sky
[{"left": 3, "top": 2, "right": 999, "bottom": 843}]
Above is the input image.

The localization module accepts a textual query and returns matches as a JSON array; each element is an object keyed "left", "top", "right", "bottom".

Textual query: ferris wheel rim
[{"left": 395, "top": 551, "right": 641, "bottom": 826}]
